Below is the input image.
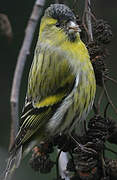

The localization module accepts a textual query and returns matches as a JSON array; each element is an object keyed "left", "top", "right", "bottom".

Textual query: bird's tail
[{"left": 1, "top": 146, "right": 22, "bottom": 180}]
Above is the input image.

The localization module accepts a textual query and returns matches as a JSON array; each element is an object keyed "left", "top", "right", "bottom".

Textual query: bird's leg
[{"left": 69, "top": 134, "right": 97, "bottom": 155}]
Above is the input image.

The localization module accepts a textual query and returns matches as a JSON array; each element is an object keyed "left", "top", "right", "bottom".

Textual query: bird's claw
[{"left": 74, "top": 142, "right": 97, "bottom": 155}]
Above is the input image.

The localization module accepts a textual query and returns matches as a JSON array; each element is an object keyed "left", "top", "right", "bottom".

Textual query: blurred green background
[{"left": 0, "top": 0, "right": 117, "bottom": 179}]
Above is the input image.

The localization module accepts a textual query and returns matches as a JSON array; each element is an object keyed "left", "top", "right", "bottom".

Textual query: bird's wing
[
  {"left": 27, "top": 45, "right": 76, "bottom": 107},
  {"left": 10, "top": 45, "right": 76, "bottom": 152}
]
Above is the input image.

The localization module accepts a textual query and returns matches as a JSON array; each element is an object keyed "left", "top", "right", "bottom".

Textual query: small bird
[{"left": 2, "top": 3, "right": 96, "bottom": 180}]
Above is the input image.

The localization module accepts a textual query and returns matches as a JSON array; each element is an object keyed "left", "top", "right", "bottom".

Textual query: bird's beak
[{"left": 67, "top": 21, "right": 81, "bottom": 33}]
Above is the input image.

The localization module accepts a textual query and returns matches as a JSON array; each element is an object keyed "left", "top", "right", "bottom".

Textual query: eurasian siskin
[{"left": 2, "top": 3, "right": 96, "bottom": 180}]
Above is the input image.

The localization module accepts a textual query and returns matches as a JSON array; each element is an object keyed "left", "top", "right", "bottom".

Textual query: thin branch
[
  {"left": 85, "top": 0, "right": 93, "bottom": 41},
  {"left": 104, "top": 102, "right": 110, "bottom": 118},
  {"left": 93, "top": 103, "right": 98, "bottom": 115},
  {"left": 105, "top": 146, "right": 117, "bottom": 156},
  {"left": 85, "top": 10, "right": 97, "bottom": 21},
  {"left": 9, "top": 0, "right": 46, "bottom": 150},
  {"left": 102, "top": 77, "right": 117, "bottom": 115},
  {"left": 104, "top": 75, "right": 117, "bottom": 85},
  {"left": 82, "top": 9, "right": 91, "bottom": 41},
  {"left": 86, "top": 0, "right": 93, "bottom": 41},
  {"left": 97, "top": 89, "right": 104, "bottom": 114}
]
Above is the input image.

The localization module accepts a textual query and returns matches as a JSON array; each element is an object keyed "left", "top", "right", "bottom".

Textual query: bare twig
[
  {"left": 9, "top": 0, "right": 46, "bottom": 149},
  {"left": 82, "top": 0, "right": 93, "bottom": 42},
  {"left": 82, "top": 9, "right": 91, "bottom": 40},
  {"left": 97, "top": 89, "right": 104, "bottom": 114},
  {"left": 105, "top": 146, "right": 117, "bottom": 156},
  {"left": 93, "top": 103, "right": 98, "bottom": 114},
  {"left": 85, "top": 0, "right": 93, "bottom": 41},
  {"left": 104, "top": 75, "right": 117, "bottom": 85},
  {"left": 104, "top": 103, "right": 110, "bottom": 118},
  {"left": 102, "top": 77, "right": 117, "bottom": 115},
  {"left": 85, "top": 10, "right": 97, "bottom": 22}
]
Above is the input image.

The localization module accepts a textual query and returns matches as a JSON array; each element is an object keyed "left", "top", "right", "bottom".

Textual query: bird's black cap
[{"left": 45, "top": 4, "right": 76, "bottom": 21}]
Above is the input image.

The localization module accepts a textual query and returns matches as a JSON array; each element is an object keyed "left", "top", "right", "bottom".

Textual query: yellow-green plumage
[
  {"left": 3, "top": 4, "right": 96, "bottom": 180},
  {"left": 26, "top": 16, "right": 96, "bottom": 135}
]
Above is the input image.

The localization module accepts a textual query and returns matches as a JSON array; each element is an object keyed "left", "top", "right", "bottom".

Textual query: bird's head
[{"left": 39, "top": 4, "right": 81, "bottom": 43}]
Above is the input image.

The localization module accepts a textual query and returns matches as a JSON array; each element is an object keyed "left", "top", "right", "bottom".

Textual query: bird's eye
[{"left": 56, "top": 22, "right": 60, "bottom": 27}]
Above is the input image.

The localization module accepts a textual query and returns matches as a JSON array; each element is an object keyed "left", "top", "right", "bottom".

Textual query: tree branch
[
  {"left": 9, "top": 0, "right": 46, "bottom": 150},
  {"left": 85, "top": 0, "right": 93, "bottom": 41}
]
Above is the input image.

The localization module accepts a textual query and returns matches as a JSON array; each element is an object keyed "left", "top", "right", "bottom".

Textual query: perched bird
[{"left": 2, "top": 3, "right": 96, "bottom": 180}]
